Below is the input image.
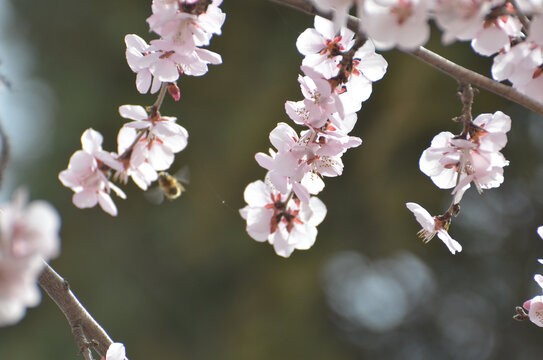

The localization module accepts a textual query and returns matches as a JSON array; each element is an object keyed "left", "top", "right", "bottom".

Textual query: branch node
[
  {"left": 456, "top": 82, "right": 476, "bottom": 137},
  {"left": 73, "top": 323, "right": 95, "bottom": 360},
  {"left": 330, "top": 33, "right": 367, "bottom": 87}
]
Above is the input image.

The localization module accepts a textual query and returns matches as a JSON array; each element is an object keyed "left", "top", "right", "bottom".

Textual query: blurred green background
[{"left": 1, "top": 1, "right": 543, "bottom": 359}]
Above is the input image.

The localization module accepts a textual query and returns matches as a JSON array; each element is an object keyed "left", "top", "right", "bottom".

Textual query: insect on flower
[
  {"left": 146, "top": 166, "right": 190, "bottom": 204},
  {"left": 158, "top": 171, "right": 185, "bottom": 200}
]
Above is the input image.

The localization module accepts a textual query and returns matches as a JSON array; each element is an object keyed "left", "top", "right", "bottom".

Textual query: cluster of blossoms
[
  {"left": 240, "top": 16, "right": 387, "bottom": 257},
  {"left": 520, "top": 227, "right": 543, "bottom": 327},
  {"left": 59, "top": 0, "right": 225, "bottom": 216},
  {"left": 407, "top": 106, "right": 512, "bottom": 254},
  {"left": 420, "top": 111, "right": 511, "bottom": 202},
  {"left": 310, "top": 0, "right": 543, "bottom": 102},
  {"left": 127, "top": 0, "right": 224, "bottom": 95},
  {"left": 0, "top": 190, "right": 61, "bottom": 326}
]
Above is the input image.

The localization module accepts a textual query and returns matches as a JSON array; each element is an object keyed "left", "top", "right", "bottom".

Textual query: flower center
[{"left": 390, "top": 0, "right": 413, "bottom": 25}]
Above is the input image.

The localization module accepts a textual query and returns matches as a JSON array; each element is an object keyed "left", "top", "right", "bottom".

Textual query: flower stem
[
  {"left": 149, "top": 83, "right": 169, "bottom": 117},
  {"left": 284, "top": 190, "right": 294, "bottom": 206}
]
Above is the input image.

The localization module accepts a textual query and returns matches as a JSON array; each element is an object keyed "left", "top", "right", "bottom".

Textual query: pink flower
[
  {"left": 338, "top": 40, "right": 388, "bottom": 113},
  {"left": 406, "top": 202, "right": 462, "bottom": 254},
  {"left": 419, "top": 111, "right": 511, "bottom": 201},
  {"left": 59, "top": 129, "right": 126, "bottom": 217},
  {"left": 523, "top": 274, "right": 543, "bottom": 327},
  {"left": 255, "top": 123, "right": 309, "bottom": 198},
  {"left": 492, "top": 40, "right": 543, "bottom": 103},
  {"left": 296, "top": 16, "right": 355, "bottom": 79},
  {"left": 115, "top": 127, "right": 158, "bottom": 191},
  {"left": 419, "top": 131, "right": 460, "bottom": 189},
  {"left": 471, "top": 13, "right": 522, "bottom": 56},
  {"left": 328, "top": 111, "right": 358, "bottom": 134},
  {"left": 125, "top": 34, "right": 222, "bottom": 94},
  {"left": 298, "top": 66, "right": 345, "bottom": 127},
  {"left": 433, "top": 0, "right": 500, "bottom": 45},
  {"left": 125, "top": 34, "right": 168, "bottom": 94},
  {"left": 149, "top": 38, "right": 222, "bottom": 77},
  {"left": 239, "top": 180, "right": 327, "bottom": 257},
  {"left": 0, "top": 189, "right": 61, "bottom": 326},
  {"left": 127, "top": 0, "right": 225, "bottom": 94},
  {"left": 255, "top": 123, "right": 356, "bottom": 202},
  {"left": 119, "top": 105, "right": 189, "bottom": 172},
  {"left": 295, "top": 17, "right": 388, "bottom": 113},
  {"left": 310, "top": 117, "right": 363, "bottom": 157},
  {"left": 147, "top": 0, "right": 225, "bottom": 47},
  {"left": 284, "top": 100, "right": 317, "bottom": 128},
  {"left": 434, "top": 0, "right": 523, "bottom": 55},
  {"left": 351, "top": 40, "right": 388, "bottom": 83},
  {"left": 360, "top": 0, "right": 430, "bottom": 51}
]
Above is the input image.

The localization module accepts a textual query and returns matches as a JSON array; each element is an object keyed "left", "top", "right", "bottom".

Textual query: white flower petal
[
  {"left": 406, "top": 202, "right": 434, "bottom": 231},
  {"left": 119, "top": 105, "right": 148, "bottom": 121},
  {"left": 437, "top": 230, "right": 463, "bottom": 254}
]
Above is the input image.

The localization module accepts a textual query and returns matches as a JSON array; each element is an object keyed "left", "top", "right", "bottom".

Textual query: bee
[
  {"left": 157, "top": 171, "right": 185, "bottom": 200},
  {"left": 146, "top": 166, "right": 189, "bottom": 204}
]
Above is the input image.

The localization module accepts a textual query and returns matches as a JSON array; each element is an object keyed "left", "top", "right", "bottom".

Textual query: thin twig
[
  {"left": 38, "top": 263, "right": 114, "bottom": 358},
  {"left": 454, "top": 83, "right": 476, "bottom": 137},
  {"left": 268, "top": 0, "right": 543, "bottom": 116},
  {"left": 149, "top": 82, "right": 169, "bottom": 117}
]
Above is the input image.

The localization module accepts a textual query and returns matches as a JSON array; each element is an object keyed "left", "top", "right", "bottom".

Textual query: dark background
[{"left": 1, "top": 1, "right": 543, "bottom": 359}]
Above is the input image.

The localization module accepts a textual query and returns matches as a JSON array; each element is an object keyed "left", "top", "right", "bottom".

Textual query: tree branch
[
  {"left": 268, "top": 0, "right": 543, "bottom": 116},
  {"left": 408, "top": 48, "right": 543, "bottom": 115},
  {"left": 38, "top": 263, "right": 113, "bottom": 358}
]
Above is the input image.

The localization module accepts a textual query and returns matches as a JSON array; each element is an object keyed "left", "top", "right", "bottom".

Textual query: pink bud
[{"left": 168, "top": 83, "right": 180, "bottom": 101}]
